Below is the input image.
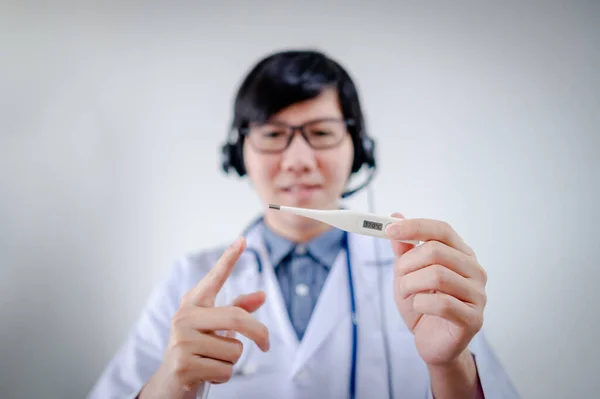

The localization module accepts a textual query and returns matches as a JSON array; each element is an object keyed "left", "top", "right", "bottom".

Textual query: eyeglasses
[{"left": 241, "top": 118, "right": 354, "bottom": 153}]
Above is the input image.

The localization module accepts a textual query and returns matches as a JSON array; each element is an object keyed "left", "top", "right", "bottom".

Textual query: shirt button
[
  {"left": 241, "top": 364, "right": 257, "bottom": 376},
  {"left": 295, "top": 283, "right": 309, "bottom": 297},
  {"left": 295, "top": 245, "right": 306, "bottom": 255},
  {"left": 294, "top": 369, "right": 309, "bottom": 384}
]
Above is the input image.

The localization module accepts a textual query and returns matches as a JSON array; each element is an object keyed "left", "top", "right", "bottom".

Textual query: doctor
[{"left": 89, "top": 49, "right": 519, "bottom": 399}]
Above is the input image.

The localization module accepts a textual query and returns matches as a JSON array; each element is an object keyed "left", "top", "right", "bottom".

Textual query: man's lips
[{"left": 278, "top": 184, "right": 322, "bottom": 193}]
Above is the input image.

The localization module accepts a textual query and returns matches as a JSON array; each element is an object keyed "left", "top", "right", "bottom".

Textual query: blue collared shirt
[{"left": 262, "top": 224, "right": 344, "bottom": 340}]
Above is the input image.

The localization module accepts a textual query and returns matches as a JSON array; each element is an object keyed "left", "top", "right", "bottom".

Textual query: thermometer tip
[{"left": 268, "top": 204, "right": 281, "bottom": 210}]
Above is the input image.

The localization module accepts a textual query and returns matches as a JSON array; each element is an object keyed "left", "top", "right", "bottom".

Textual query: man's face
[{"left": 243, "top": 88, "right": 354, "bottom": 232}]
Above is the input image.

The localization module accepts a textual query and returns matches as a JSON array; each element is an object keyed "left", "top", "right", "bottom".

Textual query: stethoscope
[{"left": 239, "top": 216, "right": 359, "bottom": 399}]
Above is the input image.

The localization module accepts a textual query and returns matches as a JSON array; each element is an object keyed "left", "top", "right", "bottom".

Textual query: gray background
[{"left": 1, "top": 1, "right": 599, "bottom": 398}]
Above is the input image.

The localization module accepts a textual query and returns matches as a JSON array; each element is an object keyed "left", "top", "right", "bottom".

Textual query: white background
[{"left": 1, "top": 1, "right": 599, "bottom": 398}]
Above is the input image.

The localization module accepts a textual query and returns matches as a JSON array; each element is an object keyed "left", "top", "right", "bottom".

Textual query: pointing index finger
[{"left": 187, "top": 236, "right": 246, "bottom": 307}]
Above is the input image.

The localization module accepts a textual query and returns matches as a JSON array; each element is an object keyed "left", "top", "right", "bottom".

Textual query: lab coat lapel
[
  {"left": 243, "top": 225, "right": 300, "bottom": 353},
  {"left": 289, "top": 246, "right": 350, "bottom": 377},
  {"left": 262, "top": 252, "right": 301, "bottom": 352},
  {"left": 350, "top": 232, "right": 395, "bottom": 309},
  {"left": 289, "top": 232, "right": 393, "bottom": 377}
]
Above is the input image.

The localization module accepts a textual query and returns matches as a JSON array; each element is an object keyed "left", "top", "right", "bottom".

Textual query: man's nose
[{"left": 280, "top": 132, "right": 317, "bottom": 173}]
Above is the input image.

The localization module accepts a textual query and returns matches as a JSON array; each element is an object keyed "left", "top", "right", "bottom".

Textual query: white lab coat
[{"left": 88, "top": 220, "right": 519, "bottom": 399}]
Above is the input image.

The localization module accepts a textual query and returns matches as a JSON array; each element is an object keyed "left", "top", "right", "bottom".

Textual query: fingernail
[
  {"left": 230, "top": 236, "right": 243, "bottom": 250},
  {"left": 263, "top": 332, "right": 270, "bottom": 352},
  {"left": 386, "top": 223, "right": 401, "bottom": 236}
]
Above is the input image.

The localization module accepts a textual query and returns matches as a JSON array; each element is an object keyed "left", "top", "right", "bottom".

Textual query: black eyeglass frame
[{"left": 238, "top": 117, "right": 356, "bottom": 154}]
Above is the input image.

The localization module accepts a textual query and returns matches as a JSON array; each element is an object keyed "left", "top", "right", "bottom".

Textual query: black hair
[
  {"left": 232, "top": 49, "right": 364, "bottom": 129},
  {"left": 223, "top": 49, "right": 375, "bottom": 177}
]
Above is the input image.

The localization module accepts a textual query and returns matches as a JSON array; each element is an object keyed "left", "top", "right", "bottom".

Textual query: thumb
[
  {"left": 223, "top": 291, "right": 267, "bottom": 339},
  {"left": 232, "top": 291, "right": 267, "bottom": 314},
  {"left": 389, "top": 212, "right": 414, "bottom": 257}
]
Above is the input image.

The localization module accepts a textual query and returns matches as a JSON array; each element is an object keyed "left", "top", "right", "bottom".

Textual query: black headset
[{"left": 220, "top": 122, "right": 377, "bottom": 198}]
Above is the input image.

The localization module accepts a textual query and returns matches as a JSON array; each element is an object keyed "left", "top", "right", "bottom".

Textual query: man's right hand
[{"left": 139, "top": 236, "right": 270, "bottom": 399}]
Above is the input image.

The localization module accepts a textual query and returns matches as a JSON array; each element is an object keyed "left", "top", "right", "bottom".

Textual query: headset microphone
[{"left": 341, "top": 166, "right": 376, "bottom": 199}]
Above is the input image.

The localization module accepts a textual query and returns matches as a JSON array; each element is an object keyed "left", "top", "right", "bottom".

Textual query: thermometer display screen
[{"left": 363, "top": 220, "right": 383, "bottom": 231}]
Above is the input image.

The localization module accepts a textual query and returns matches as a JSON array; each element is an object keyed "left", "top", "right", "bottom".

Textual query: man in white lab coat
[{"left": 89, "top": 49, "right": 520, "bottom": 399}]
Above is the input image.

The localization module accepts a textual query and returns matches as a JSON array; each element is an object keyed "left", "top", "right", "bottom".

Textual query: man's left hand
[{"left": 385, "top": 214, "right": 487, "bottom": 366}]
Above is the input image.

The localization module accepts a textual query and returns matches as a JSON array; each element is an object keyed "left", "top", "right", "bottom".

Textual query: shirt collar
[{"left": 262, "top": 221, "right": 345, "bottom": 270}]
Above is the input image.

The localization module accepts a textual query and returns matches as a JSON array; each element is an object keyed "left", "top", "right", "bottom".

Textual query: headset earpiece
[
  {"left": 220, "top": 141, "right": 246, "bottom": 176},
  {"left": 220, "top": 143, "right": 231, "bottom": 173},
  {"left": 350, "top": 133, "right": 376, "bottom": 173},
  {"left": 342, "top": 132, "right": 377, "bottom": 198},
  {"left": 361, "top": 135, "right": 376, "bottom": 169}
]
